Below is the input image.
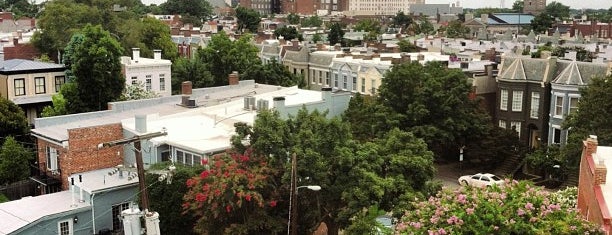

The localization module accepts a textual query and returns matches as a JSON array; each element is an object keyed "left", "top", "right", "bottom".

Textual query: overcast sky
[{"left": 426, "top": 0, "right": 612, "bottom": 10}]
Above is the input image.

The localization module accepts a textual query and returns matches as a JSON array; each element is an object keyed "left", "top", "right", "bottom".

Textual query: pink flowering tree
[
  {"left": 182, "top": 149, "right": 284, "bottom": 234},
  {"left": 396, "top": 180, "right": 603, "bottom": 235}
]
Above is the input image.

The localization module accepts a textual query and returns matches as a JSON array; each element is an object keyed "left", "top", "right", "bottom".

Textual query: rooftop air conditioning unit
[
  {"left": 257, "top": 99, "right": 269, "bottom": 112},
  {"left": 244, "top": 96, "right": 256, "bottom": 110}
]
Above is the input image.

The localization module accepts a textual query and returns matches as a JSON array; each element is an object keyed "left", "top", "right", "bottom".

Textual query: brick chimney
[
  {"left": 585, "top": 135, "right": 598, "bottom": 157},
  {"left": 228, "top": 71, "right": 239, "bottom": 85},
  {"left": 595, "top": 160, "right": 607, "bottom": 185},
  {"left": 181, "top": 81, "right": 193, "bottom": 95},
  {"left": 291, "top": 39, "right": 299, "bottom": 50}
]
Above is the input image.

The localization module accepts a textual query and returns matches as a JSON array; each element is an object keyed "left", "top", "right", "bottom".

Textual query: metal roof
[{"left": 0, "top": 59, "right": 65, "bottom": 73}]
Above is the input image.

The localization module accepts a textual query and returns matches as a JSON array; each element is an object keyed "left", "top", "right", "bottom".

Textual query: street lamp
[{"left": 287, "top": 153, "right": 321, "bottom": 235}]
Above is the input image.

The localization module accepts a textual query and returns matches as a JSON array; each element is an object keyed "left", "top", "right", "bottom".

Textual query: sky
[{"left": 426, "top": 0, "right": 612, "bottom": 10}]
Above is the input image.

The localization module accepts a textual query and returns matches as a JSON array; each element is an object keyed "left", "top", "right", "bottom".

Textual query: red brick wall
[
  {"left": 3, "top": 42, "right": 42, "bottom": 61},
  {"left": 578, "top": 140, "right": 612, "bottom": 234}
]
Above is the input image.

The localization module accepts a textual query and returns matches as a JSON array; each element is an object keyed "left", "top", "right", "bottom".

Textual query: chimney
[
  {"left": 153, "top": 50, "right": 162, "bottom": 60},
  {"left": 181, "top": 81, "right": 193, "bottom": 95},
  {"left": 585, "top": 135, "right": 599, "bottom": 157},
  {"left": 321, "top": 87, "right": 332, "bottom": 101},
  {"left": 595, "top": 160, "right": 607, "bottom": 185},
  {"left": 291, "top": 39, "right": 299, "bottom": 50},
  {"left": 228, "top": 71, "right": 239, "bottom": 85},
  {"left": 273, "top": 96, "right": 285, "bottom": 114},
  {"left": 465, "top": 13, "right": 474, "bottom": 21},
  {"left": 12, "top": 37, "right": 18, "bottom": 46},
  {"left": 401, "top": 52, "right": 411, "bottom": 63},
  {"left": 135, "top": 114, "right": 147, "bottom": 133},
  {"left": 481, "top": 14, "right": 488, "bottom": 23},
  {"left": 279, "top": 36, "right": 286, "bottom": 46},
  {"left": 334, "top": 43, "right": 341, "bottom": 51},
  {"left": 391, "top": 57, "right": 401, "bottom": 64},
  {"left": 132, "top": 48, "right": 140, "bottom": 62}
]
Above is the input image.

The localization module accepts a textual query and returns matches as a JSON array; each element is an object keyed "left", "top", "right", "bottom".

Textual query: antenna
[{"left": 500, "top": 0, "right": 505, "bottom": 8}]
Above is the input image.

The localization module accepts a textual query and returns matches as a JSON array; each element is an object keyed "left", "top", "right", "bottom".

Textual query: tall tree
[
  {"left": 197, "top": 32, "right": 261, "bottom": 86},
  {"left": 171, "top": 57, "right": 214, "bottom": 93},
  {"left": 392, "top": 11, "right": 413, "bottom": 32},
  {"left": 242, "top": 58, "right": 303, "bottom": 87},
  {"left": 301, "top": 15, "right": 322, "bottom": 27},
  {"left": 286, "top": 13, "right": 300, "bottom": 25},
  {"left": 531, "top": 12, "right": 554, "bottom": 33},
  {"left": 512, "top": 0, "right": 524, "bottom": 12},
  {"left": 354, "top": 18, "right": 381, "bottom": 33},
  {"left": 397, "top": 39, "right": 419, "bottom": 52},
  {"left": 444, "top": 20, "right": 470, "bottom": 38},
  {"left": 160, "top": 0, "right": 212, "bottom": 20},
  {"left": 63, "top": 24, "right": 125, "bottom": 113},
  {"left": 117, "top": 17, "right": 179, "bottom": 62},
  {"left": 274, "top": 26, "right": 303, "bottom": 41},
  {"left": 328, "top": 22, "right": 345, "bottom": 46},
  {"left": 0, "top": 98, "right": 29, "bottom": 142},
  {"left": 42, "top": 93, "right": 68, "bottom": 117},
  {"left": 414, "top": 20, "right": 434, "bottom": 35},
  {"left": 377, "top": 61, "right": 490, "bottom": 159},
  {"left": 236, "top": 6, "right": 261, "bottom": 33},
  {"left": 545, "top": 1, "right": 570, "bottom": 19},
  {"left": 0, "top": 136, "right": 33, "bottom": 185}
]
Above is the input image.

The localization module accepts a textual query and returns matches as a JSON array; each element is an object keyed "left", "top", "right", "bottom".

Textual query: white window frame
[
  {"left": 552, "top": 126, "right": 562, "bottom": 144},
  {"left": 499, "top": 120, "right": 506, "bottom": 129},
  {"left": 500, "top": 89, "right": 508, "bottom": 111},
  {"left": 57, "top": 219, "right": 73, "bottom": 235},
  {"left": 569, "top": 96, "right": 579, "bottom": 114},
  {"left": 145, "top": 79, "right": 152, "bottom": 91},
  {"left": 530, "top": 92, "right": 539, "bottom": 118},
  {"left": 112, "top": 202, "right": 130, "bottom": 231},
  {"left": 47, "top": 146, "right": 58, "bottom": 171},
  {"left": 174, "top": 148, "right": 203, "bottom": 166},
  {"left": 512, "top": 90, "right": 523, "bottom": 111},
  {"left": 14, "top": 78, "right": 25, "bottom": 96},
  {"left": 35, "top": 77, "right": 46, "bottom": 94},
  {"left": 554, "top": 95, "right": 564, "bottom": 117},
  {"left": 511, "top": 121, "right": 521, "bottom": 137},
  {"left": 159, "top": 76, "right": 165, "bottom": 91}
]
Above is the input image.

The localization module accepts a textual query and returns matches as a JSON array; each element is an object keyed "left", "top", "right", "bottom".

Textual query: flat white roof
[
  {"left": 0, "top": 191, "right": 90, "bottom": 234},
  {"left": 594, "top": 146, "right": 612, "bottom": 206},
  {"left": 70, "top": 167, "right": 139, "bottom": 194}
]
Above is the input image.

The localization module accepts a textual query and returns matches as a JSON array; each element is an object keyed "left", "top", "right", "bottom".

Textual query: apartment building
[{"left": 120, "top": 48, "right": 172, "bottom": 97}]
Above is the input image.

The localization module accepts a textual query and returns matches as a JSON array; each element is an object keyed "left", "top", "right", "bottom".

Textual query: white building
[
  {"left": 121, "top": 48, "right": 172, "bottom": 97},
  {"left": 346, "top": 0, "right": 424, "bottom": 16}
]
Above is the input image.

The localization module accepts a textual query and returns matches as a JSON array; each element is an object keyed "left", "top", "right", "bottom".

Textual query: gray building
[{"left": 410, "top": 4, "right": 462, "bottom": 16}]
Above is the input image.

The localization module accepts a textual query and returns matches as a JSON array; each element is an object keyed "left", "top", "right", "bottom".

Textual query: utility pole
[
  {"left": 98, "top": 130, "right": 167, "bottom": 234},
  {"left": 290, "top": 152, "right": 297, "bottom": 235}
]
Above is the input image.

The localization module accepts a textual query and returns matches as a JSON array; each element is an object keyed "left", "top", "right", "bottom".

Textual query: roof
[
  {"left": 552, "top": 60, "right": 609, "bottom": 86},
  {"left": 488, "top": 13, "right": 535, "bottom": 25},
  {"left": 0, "top": 191, "right": 90, "bottom": 234},
  {"left": 0, "top": 59, "right": 65, "bottom": 74},
  {"left": 70, "top": 167, "right": 139, "bottom": 194},
  {"left": 592, "top": 146, "right": 612, "bottom": 207},
  {"left": 498, "top": 56, "right": 553, "bottom": 82}
]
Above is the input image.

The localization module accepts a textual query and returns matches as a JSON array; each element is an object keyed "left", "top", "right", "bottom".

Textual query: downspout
[{"left": 91, "top": 192, "right": 97, "bottom": 234}]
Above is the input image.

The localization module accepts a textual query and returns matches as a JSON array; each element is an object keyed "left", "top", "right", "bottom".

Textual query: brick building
[
  {"left": 523, "top": 0, "right": 546, "bottom": 15},
  {"left": 3, "top": 37, "right": 41, "bottom": 61},
  {"left": 281, "top": 0, "right": 318, "bottom": 15},
  {"left": 570, "top": 21, "right": 612, "bottom": 39},
  {"left": 577, "top": 135, "right": 612, "bottom": 234}
]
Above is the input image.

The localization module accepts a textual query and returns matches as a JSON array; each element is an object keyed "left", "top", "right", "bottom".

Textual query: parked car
[{"left": 458, "top": 173, "right": 504, "bottom": 187}]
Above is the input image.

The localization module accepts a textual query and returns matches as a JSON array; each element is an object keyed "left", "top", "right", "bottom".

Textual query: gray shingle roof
[
  {"left": 552, "top": 60, "right": 609, "bottom": 86},
  {"left": 499, "top": 57, "right": 552, "bottom": 82},
  {"left": 0, "top": 59, "right": 64, "bottom": 72}
]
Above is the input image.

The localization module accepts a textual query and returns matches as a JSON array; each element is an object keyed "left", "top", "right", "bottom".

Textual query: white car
[{"left": 458, "top": 173, "right": 504, "bottom": 187}]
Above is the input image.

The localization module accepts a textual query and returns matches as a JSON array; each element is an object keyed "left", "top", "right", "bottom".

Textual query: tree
[
  {"left": 342, "top": 93, "right": 400, "bottom": 142},
  {"left": 236, "top": 6, "right": 261, "bottom": 33},
  {"left": 183, "top": 149, "right": 285, "bottom": 234},
  {"left": 0, "top": 136, "right": 33, "bottom": 185},
  {"left": 392, "top": 11, "right": 413, "bottom": 33},
  {"left": 531, "top": 13, "right": 554, "bottom": 34},
  {"left": 117, "top": 17, "right": 179, "bottom": 62},
  {"left": 242, "top": 58, "right": 304, "bottom": 87},
  {"left": 414, "top": 20, "right": 434, "bottom": 35},
  {"left": 396, "top": 180, "right": 603, "bottom": 234},
  {"left": 563, "top": 75, "right": 612, "bottom": 169},
  {"left": 354, "top": 19, "right": 381, "bottom": 33},
  {"left": 274, "top": 26, "right": 303, "bottom": 41},
  {"left": 545, "top": 1, "right": 570, "bottom": 19},
  {"left": 397, "top": 39, "right": 419, "bottom": 52},
  {"left": 286, "top": 13, "right": 300, "bottom": 25},
  {"left": 160, "top": 0, "right": 212, "bottom": 20},
  {"left": 119, "top": 82, "right": 160, "bottom": 101},
  {"left": 63, "top": 24, "right": 125, "bottom": 113},
  {"left": 311, "top": 33, "right": 322, "bottom": 43},
  {"left": 197, "top": 32, "right": 261, "bottom": 86},
  {"left": 444, "top": 20, "right": 470, "bottom": 38},
  {"left": 328, "top": 22, "right": 345, "bottom": 46},
  {"left": 302, "top": 15, "right": 322, "bottom": 27},
  {"left": 42, "top": 93, "right": 68, "bottom": 117},
  {"left": 377, "top": 61, "right": 490, "bottom": 159},
  {"left": 512, "top": 0, "right": 524, "bottom": 12},
  {"left": 0, "top": 97, "right": 29, "bottom": 142},
  {"left": 147, "top": 162, "right": 205, "bottom": 234},
  {"left": 171, "top": 57, "right": 214, "bottom": 93}
]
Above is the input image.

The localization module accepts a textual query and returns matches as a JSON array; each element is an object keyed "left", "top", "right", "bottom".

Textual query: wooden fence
[{"left": 0, "top": 179, "right": 37, "bottom": 200}]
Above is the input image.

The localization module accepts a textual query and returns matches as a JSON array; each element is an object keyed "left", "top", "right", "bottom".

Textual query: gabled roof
[
  {"left": 552, "top": 60, "right": 609, "bottom": 86},
  {"left": 0, "top": 59, "right": 65, "bottom": 74},
  {"left": 499, "top": 57, "right": 527, "bottom": 81}
]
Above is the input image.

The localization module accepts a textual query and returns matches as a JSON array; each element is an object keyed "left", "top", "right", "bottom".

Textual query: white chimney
[
  {"left": 132, "top": 48, "right": 140, "bottom": 62},
  {"left": 153, "top": 49, "right": 161, "bottom": 60}
]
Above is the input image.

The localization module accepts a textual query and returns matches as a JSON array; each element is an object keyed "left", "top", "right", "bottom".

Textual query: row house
[
  {"left": 120, "top": 48, "right": 172, "bottom": 97},
  {"left": 549, "top": 61, "right": 611, "bottom": 145},
  {"left": 0, "top": 59, "right": 66, "bottom": 124}
]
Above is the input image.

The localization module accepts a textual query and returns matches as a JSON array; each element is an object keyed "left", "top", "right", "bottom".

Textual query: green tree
[
  {"left": 545, "top": 1, "right": 570, "bottom": 19},
  {"left": 197, "top": 32, "right": 261, "bottom": 86},
  {"left": 274, "top": 26, "right": 303, "bottom": 41},
  {"left": 242, "top": 58, "right": 303, "bottom": 87},
  {"left": 397, "top": 39, "right": 419, "bottom": 52},
  {"left": 342, "top": 93, "right": 400, "bottom": 142},
  {"left": 563, "top": 75, "right": 612, "bottom": 169},
  {"left": 354, "top": 19, "right": 381, "bottom": 33},
  {"left": 311, "top": 33, "right": 322, "bottom": 43},
  {"left": 0, "top": 136, "right": 33, "bottom": 185},
  {"left": 236, "top": 6, "right": 261, "bottom": 33},
  {"left": 147, "top": 162, "right": 205, "bottom": 234},
  {"left": 117, "top": 17, "right": 179, "bottom": 62},
  {"left": 328, "top": 22, "right": 345, "bottom": 46},
  {"left": 396, "top": 180, "right": 603, "bottom": 234},
  {"left": 119, "top": 82, "right": 160, "bottom": 101},
  {"left": 444, "top": 20, "right": 470, "bottom": 38},
  {"left": 512, "top": 0, "right": 524, "bottom": 12},
  {"left": 392, "top": 11, "right": 413, "bottom": 32},
  {"left": 160, "top": 0, "right": 212, "bottom": 20},
  {"left": 377, "top": 61, "right": 490, "bottom": 159},
  {"left": 63, "top": 24, "right": 125, "bottom": 113},
  {"left": 171, "top": 57, "right": 214, "bottom": 93},
  {"left": 531, "top": 13, "right": 554, "bottom": 34},
  {"left": 414, "top": 20, "right": 434, "bottom": 35},
  {"left": 286, "top": 12, "right": 300, "bottom": 25},
  {"left": 302, "top": 15, "right": 322, "bottom": 27},
  {"left": 42, "top": 93, "right": 68, "bottom": 117},
  {"left": 0, "top": 98, "right": 29, "bottom": 142}
]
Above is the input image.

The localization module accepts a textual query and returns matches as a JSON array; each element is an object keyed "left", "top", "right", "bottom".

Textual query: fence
[{"left": 0, "top": 179, "right": 37, "bottom": 201}]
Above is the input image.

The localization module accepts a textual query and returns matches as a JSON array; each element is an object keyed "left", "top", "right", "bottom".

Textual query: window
[
  {"left": 176, "top": 151, "right": 184, "bottom": 163},
  {"left": 326, "top": 72, "right": 330, "bottom": 85},
  {"left": 361, "top": 78, "right": 366, "bottom": 93},
  {"left": 175, "top": 149, "right": 202, "bottom": 166},
  {"left": 145, "top": 79, "right": 152, "bottom": 91},
  {"left": 512, "top": 90, "right": 523, "bottom": 111},
  {"left": 511, "top": 121, "right": 521, "bottom": 137},
  {"left": 58, "top": 220, "right": 72, "bottom": 235},
  {"left": 554, "top": 96, "right": 563, "bottom": 116},
  {"left": 500, "top": 89, "right": 508, "bottom": 110},
  {"left": 530, "top": 92, "right": 540, "bottom": 118},
  {"left": 343, "top": 75, "right": 347, "bottom": 89},
  {"left": 569, "top": 97, "right": 579, "bottom": 114},
  {"left": 35, "top": 77, "right": 46, "bottom": 94},
  {"left": 499, "top": 120, "right": 506, "bottom": 128},
  {"left": 352, "top": 77, "right": 357, "bottom": 91},
  {"left": 112, "top": 202, "right": 130, "bottom": 231},
  {"left": 14, "top": 78, "right": 25, "bottom": 96},
  {"left": 552, "top": 128, "right": 561, "bottom": 144},
  {"left": 319, "top": 71, "right": 323, "bottom": 84},
  {"left": 55, "top": 76, "right": 65, "bottom": 92},
  {"left": 371, "top": 80, "right": 376, "bottom": 94},
  {"left": 160, "top": 77, "right": 165, "bottom": 91},
  {"left": 131, "top": 76, "right": 138, "bottom": 85},
  {"left": 47, "top": 147, "right": 58, "bottom": 171},
  {"left": 334, "top": 74, "right": 338, "bottom": 87}
]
